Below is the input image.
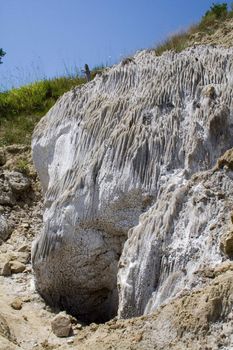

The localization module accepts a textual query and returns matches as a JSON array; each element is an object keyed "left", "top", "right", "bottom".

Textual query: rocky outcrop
[{"left": 32, "top": 46, "right": 233, "bottom": 322}]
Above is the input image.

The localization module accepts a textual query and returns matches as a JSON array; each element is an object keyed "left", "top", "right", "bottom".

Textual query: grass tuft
[
  {"left": 155, "top": 26, "right": 197, "bottom": 55},
  {"left": 15, "top": 158, "right": 30, "bottom": 176}
]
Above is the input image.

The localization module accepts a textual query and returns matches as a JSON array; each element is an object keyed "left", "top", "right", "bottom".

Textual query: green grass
[
  {"left": 155, "top": 2, "right": 233, "bottom": 55},
  {"left": 0, "top": 71, "right": 101, "bottom": 146}
]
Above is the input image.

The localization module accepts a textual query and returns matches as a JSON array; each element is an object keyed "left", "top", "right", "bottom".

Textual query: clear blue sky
[{"left": 0, "top": 0, "right": 231, "bottom": 89}]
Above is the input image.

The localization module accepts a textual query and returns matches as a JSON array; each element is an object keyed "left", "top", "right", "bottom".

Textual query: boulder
[
  {"left": 10, "top": 298, "right": 23, "bottom": 310},
  {"left": 51, "top": 312, "right": 72, "bottom": 337},
  {"left": 9, "top": 261, "right": 26, "bottom": 274},
  {"left": 0, "top": 261, "right": 11, "bottom": 276},
  {"left": 5, "top": 171, "right": 30, "bottom": 194}
]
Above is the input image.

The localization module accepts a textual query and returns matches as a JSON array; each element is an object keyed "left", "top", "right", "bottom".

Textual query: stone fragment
[
  {"left": 22, "top": 296, "right": 31, "bottom": 303},
  {"left": 9, "top": 261, "right": 26, "bottom": 274},
  {"left": 90, "top": 323, "right": 98, "bottom": 331},
  {"left": 220, "top": 231, "right": 233, "bottom": 258},
  {"left": 73, "top": 323, "right": 82, "bottom": 330},
  {"left": 207, "top": 297, "right": 223, "bottom": 323},
  {"left": 51, "top": 312, "right": 72, "bottom": 337},
  {"left": 5, "top": 171, "right": 30, "bottom": 194},
  {"left": 11, "top": 298, "right": 23, "bottom": 310},
  {"left": 16, "top": 252, "right": 30, "bottom": 264},
  {"left": 0, "top": 261, "right": 11, "bottom": 276},
  {"left": 17, "top": 244, "right": 30, "bottom": 253},
  {"left": 133, "top": 332, "right": 143, "bottom": 342}
]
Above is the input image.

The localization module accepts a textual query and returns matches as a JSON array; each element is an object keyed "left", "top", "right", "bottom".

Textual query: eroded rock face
[
  {"left": 118, "top": 168, "right": 233, "bottom": 317},
  {"left": 32, "top": 46, "right": 233, "bottom": 322}
]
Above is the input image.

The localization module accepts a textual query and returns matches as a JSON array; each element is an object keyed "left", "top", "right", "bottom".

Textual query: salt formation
[{"left": 32, "top": 46, "right": 233, "bottom": 322}]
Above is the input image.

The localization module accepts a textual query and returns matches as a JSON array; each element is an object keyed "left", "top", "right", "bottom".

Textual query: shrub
[
  {"left": 204, "top": 3, "right": 228, "bottom": 19},
  {"left": 0, "top": 48, "right": 6, "bottom": 64},
  {"left": 199, "top": 3, "right": 228, "bottom": 30}
]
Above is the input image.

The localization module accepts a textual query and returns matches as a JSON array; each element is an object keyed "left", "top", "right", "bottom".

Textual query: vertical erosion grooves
[{"left": 32, "top": 46, "right": 233, "bottom": 322}]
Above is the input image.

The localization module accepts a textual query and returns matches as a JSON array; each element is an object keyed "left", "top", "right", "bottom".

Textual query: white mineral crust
[{"left": 32, "top": 46, "right": 233, "bottom": 321}]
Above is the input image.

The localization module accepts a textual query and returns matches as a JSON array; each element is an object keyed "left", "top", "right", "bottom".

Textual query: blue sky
[{"left": 0, "top": 0, "right": 231, "bottom": 89}]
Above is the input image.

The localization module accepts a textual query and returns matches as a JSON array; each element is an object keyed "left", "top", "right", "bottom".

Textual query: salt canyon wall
[{"left": 32, "top": 46, "right": 233, "bottom": 322}]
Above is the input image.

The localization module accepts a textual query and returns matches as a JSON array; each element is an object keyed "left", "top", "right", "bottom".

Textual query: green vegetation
[
  {"left": 155, "top": 2, "right": 233, "bottom": 55},
  {"left": 204, "top": 3, "right": 228, "bottom": 20},
  {"left": 15, "top": 158, "right": 30, "bottom": 176},
  {"left": 199, "top": 2, "right": 229, "bottom": 31},
  {"left": 0, "top": 70, "right": 101, "bottom": 146},
  {"left": 0, "top": 48, "right": 6, "bottom": 64}
]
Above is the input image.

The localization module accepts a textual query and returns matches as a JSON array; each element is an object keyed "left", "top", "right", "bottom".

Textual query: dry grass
[
  {"left": 155, "top": 3, "right": 233, "bottom": 56},
  {"left": 155, "top": 25, "right": 198, "bottom": 55}
]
